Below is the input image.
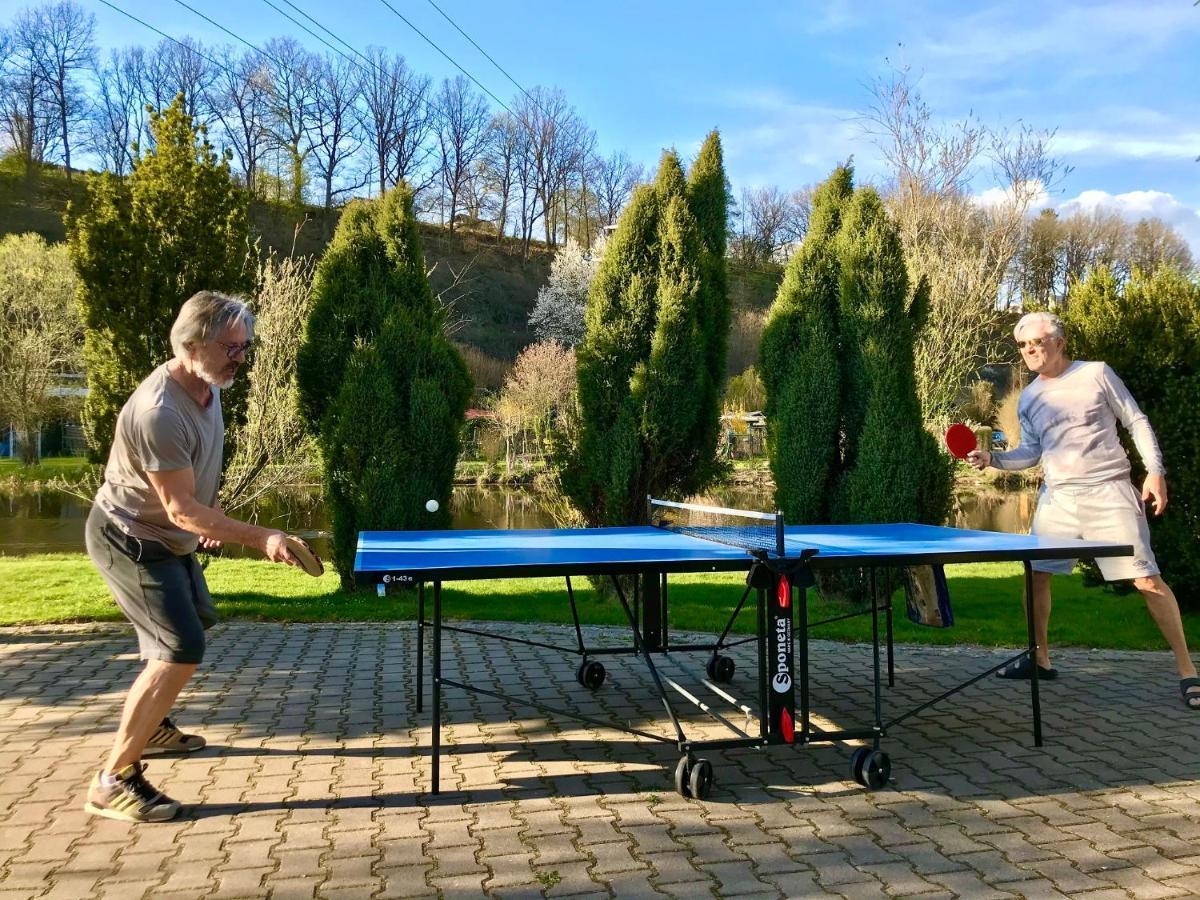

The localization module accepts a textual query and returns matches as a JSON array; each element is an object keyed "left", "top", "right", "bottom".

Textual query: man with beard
[
  {"left": 968, "top": 311, "right": 1197, "bottom": 711},
  {"left": 83, "top": 291, "right": 302, "bottom": 822}
]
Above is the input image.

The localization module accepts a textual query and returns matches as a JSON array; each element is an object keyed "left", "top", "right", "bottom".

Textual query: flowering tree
[
  {"left": 528, "top": 236, "right": 604, "bottom": 346},
  {"left": 0, "top": 234, "right": 81, "bottom": 465}
]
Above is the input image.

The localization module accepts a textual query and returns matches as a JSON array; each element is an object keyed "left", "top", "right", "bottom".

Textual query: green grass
[{"left": 2, "top": 553, "right": 1196, "bottom": 652}]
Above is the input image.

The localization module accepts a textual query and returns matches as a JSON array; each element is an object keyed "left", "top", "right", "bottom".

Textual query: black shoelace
[{"left": 122, "top": 763, "right": 163, "bottom": 804}]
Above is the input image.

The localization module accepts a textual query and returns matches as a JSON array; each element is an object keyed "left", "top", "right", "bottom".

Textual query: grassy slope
[
  {"left": 1, "top": 164, "right": 781, "bottom": 363},
  {"left": 2, "top": 553, "right": 1196, "bottom": 653}
]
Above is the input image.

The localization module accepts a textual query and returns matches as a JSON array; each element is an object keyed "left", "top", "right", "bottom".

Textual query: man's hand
[
  {"left": 966, "top": 449, "right": 991, "bottom": 470},
  {"left": 262, "top": 530, "right": 299, "bottom": 567},
  {"left": 1142, "top": 473, "right": 1168, "bottom": 516},
  {"left": 199, "top": 537, "right": 223, "bottom": 551}
]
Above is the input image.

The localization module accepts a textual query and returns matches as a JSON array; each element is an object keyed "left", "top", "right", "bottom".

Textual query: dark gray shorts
[{"left": 85, "top": 504, "right": 217, "bottom": 664}]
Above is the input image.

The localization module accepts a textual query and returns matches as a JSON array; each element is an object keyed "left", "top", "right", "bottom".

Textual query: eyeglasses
[
  {"left": 1015, "top": 337, "right": 1055, "bottom": 351},
  {"left": 214, "top": 340, "right": 253, "bottom": 359}
]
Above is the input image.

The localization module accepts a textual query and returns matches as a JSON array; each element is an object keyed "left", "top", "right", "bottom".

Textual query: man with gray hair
[
  {"left": 84, "top": 291, "right": 302, "bottom": 822},
  {"left": 968, "top": 311, "right": 1197, "bottom": 711}
]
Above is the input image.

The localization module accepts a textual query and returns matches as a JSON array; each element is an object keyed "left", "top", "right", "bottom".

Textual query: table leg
[
  {"left": 417, "top": 582, "right": 425, "bottom": 713},
  {"left": 1024, "top": 561, "right": 1043, "bottom": 747},
  {"left": 432, "top": 580, "right": 443, "bottom": 793}
]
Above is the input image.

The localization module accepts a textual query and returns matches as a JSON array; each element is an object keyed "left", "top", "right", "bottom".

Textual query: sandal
[
  {"left": 1182, "top": 677, "right": 1200, "bottom": 710},
  {"left": 997, "top": 655, "right": 1058, "bottom": 680}
]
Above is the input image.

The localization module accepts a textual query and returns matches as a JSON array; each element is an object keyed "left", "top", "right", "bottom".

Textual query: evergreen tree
[
  {"left": 1067, "top": 265, "right": 1200, "bottom": 610},
  {"left": 685, "top": 130, "right": 731, "bottom": 486},
  {"left": 759, "top": 166, "right": 852, "bottom": 522},
  {"left": 66, "top": 94, "right": 252, "bottom": 458},
  {"left": 296, "top": 186, "right": 470, "bottom": 584},
  {"left": 561, "top": 141, "right": 729, "bottom": 526},
  {"left": 761, "top": 166, "right": 951, "bottom": 536},
  {"left": 834, "top": 188, "right": 951, "bottom": 527}
]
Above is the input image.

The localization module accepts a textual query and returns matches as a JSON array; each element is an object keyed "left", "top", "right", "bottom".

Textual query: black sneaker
[
  {"left": 143, "top": 717, "right": 206, "bottom": 755},
  {"left": 83, "top": 762, "right": 182, "bottom": 823}
]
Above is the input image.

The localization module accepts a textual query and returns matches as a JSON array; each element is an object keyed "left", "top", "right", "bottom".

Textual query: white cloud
[
  {"left": 1055, "top": 189, "right": 1200, "bottom": 256},
  {"left": 711, "top": 89, "right": 877, "bottom": 190},
  {"left": 975, "top": 180, "right": 1051, "bottom": 211},
  {"left": 915, "top": 1, "right": 1200, "bottom": 77},
  {"left": 1052, "top": 128, "right": 1200, "bottom": 162}
]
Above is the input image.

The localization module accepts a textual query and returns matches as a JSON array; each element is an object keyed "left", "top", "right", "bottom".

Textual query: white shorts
[{"left": 1030, "top": 479, "right": 1158, "bottom": 581}]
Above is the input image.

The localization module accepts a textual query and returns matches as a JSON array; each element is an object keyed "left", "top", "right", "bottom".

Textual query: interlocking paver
[{"left": 1, "top": 622, "right": 1198, "bottom": 899}]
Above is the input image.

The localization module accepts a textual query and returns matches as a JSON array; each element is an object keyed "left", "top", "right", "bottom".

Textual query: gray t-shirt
[
  {"left": 991, "top": 360, "right": 1164, "bottom": 488},
  {"left": 95, "top": 363, "right": 224, "bottom": 555}
]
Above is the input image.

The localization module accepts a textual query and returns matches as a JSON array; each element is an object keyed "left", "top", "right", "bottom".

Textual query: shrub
[
  {"left": 1066, "top": 265, "right": 1200, "bottom": 609},
  {"left": 66, "top": 95, "right": 252, "bottom": 458},
  {"left": 296, "top": 186, "right": 470, "bottom": 584},
  {"left": 0, "top": 234, "right": 81, "bottom": 465},
  {"left": 560, "top": 132, "right": 729, "bottom": 526}
]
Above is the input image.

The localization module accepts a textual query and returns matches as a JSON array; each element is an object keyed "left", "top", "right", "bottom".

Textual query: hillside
[{"left": 0, "top": 162, "right": 781, "bottom": 364}]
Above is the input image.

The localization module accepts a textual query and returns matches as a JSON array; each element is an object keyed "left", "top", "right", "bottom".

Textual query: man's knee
[
  {"left": 146, "top": 658, "right": 200, "bottom": 680},
  {"left": 1133, "top": 574, "right": 1167, "bottom": 595}
]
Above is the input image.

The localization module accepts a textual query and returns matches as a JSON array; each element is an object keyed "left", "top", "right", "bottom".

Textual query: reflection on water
[
  {"left": 0, "top": 484, "right": 1037, "bottom": 557},
  {"left": 951, "top": 490, "right": 1037, "bottom": 534}
]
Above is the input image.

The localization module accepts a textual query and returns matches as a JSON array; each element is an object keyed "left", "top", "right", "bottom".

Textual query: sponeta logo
[{"left": 772, "top": 671, "right": 791, "bottom": 693}]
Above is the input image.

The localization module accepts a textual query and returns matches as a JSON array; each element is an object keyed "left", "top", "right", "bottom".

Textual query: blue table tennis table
[{"left": 354, "top": 499, "right": 1131, "bottom": 798}]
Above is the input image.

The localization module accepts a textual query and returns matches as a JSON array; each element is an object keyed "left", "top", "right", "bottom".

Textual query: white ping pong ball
[{"left": 425, "top": 499, "right": 439, "bottom": 513}]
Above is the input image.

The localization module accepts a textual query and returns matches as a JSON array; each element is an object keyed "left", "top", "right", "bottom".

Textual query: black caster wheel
[
  {"left": 706, "top": 654, "right": 736, "bottom": 683},
  {"left": 688, "top": 758, "right": 714, "bottom": 800},
  {"left": 576, "top": 659, "right": 606, "bottom": 690},
  {"left": 674, "top": 756, "right": 692, "bottom": 798},
  {"left": 861, "top": 750, "right": 891, "bottom": 790},
  {"left": 849, "top": 746, "right": 870, "bottom": 784}
]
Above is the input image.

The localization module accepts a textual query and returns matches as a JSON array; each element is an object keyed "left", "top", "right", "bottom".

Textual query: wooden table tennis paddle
[
  {"left": 284, "top": 535, "right": 324, "bottom": 577},
  {"left": 945, "top": 423, "right": 978, "bottom": 460}
]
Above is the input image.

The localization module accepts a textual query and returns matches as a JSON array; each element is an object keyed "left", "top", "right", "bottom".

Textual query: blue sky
[{"left": 85, "top": 0, "right": 1200, "bottom": 248}]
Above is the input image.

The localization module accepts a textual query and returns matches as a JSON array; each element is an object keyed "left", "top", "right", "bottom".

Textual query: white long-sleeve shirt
[{"left": 991, "top": 360, "right": 1164, "bottom": 488}]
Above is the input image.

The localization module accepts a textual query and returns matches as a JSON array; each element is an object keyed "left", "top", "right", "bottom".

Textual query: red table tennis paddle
[{"left": 945, "top": 423, "right": 977, "bottom": 459}]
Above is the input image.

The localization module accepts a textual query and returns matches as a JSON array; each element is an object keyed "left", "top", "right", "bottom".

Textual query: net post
[
  {"left": 646, "top": 494, "right": 653, "bottom": 524},
  {"left": 775, "top": 511, "right": 784, "bottom": 558}
]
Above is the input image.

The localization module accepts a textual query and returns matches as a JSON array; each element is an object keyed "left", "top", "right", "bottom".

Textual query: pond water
[{"left": 0, "top": 483, "right": 1037, "bottom": 558}]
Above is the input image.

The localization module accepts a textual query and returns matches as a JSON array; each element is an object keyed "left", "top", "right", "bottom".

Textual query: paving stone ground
[{"left": 1, "top": 619, "right": 1198, "bottom": 899}]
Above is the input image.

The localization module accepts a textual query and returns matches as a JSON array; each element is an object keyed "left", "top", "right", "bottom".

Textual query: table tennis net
[{"left": 649, "top": 498, "right": 784, "bottom": 557}]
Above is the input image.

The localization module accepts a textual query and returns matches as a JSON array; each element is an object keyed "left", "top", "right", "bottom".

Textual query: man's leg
[
  {"left": 105, "top": 659, "right": 198, "bottom": 774},
  {"left": 1133, "top": 575, "right": 1197, "bottom": 679},
  {"left": 1030, "top": 570, "right": 1054, "bottom": 668}
]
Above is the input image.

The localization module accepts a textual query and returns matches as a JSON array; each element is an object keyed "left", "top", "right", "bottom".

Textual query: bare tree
[
  {"left": 512, "top": 87, "right": 590, "bottom": 254},
  {"left": 740, "top": 185, "right": 792, "bottom": 262},
  {"left": 436, "top": 75, "right": 491, "bottom": 231},
  {"left": 208, "top": 46, "right": 270, "bottom": 193},
  {"left": 1060, "top": 208, "right": 1128, "bottom": 286},
  {"left": 1129, "top": 217, "right": 1194, "bottom": 274},
  {"left": 261, "top": 37, "right": 317, "bottom": 206},
  {"left": 864, "top": 68, "right": 1067, "bottom": 420},
  {"left": 14, "top": 0, "right": 94, "bottom": 181},
  {"left": 360, "top": 46, "right": 435, "bottom": 196},
  {"left": 89, "top": 46, "right": 142, "bottom": 175},
  {"left": 156, "top": 36, "right": 216, "bottom": 129},
  {"left": 595, "top": 149, "right": 643, "bottom": 226},
  {"left": 483, "top": 111, "right": 521, "bottom": 238},
  {"left": 220, "top": 253, "right": 317, "bottom": 513},
  {"left": 783, "top": 185, "right": 812, "bottom": 247},
  {"left": 0, "top": 23, "right": 55, "bottom": 176},
  {"left": 307, "top": 52, "right": 365, "bottom": 232}
]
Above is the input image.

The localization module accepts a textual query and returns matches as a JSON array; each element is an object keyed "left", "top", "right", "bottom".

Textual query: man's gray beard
[{"left": 195, "top": 358, "right": 235, "bottom": 390}]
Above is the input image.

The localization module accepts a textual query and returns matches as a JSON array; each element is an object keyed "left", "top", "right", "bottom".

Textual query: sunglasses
[
  {"left": 1015, "top": 337, "right": 1055, "bottom": 350},
  {"left": 214, "top": 340, "right": 253, "bottom": 359}
]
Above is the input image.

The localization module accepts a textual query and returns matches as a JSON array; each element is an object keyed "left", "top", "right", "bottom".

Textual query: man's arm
[
  {"left": 146, "top": 467, "right": 296, "bottom": 564},
  {"left": 1100, "top": 364, "right": 1168, "bottom": 514},
  {"left": 970, "top": 408, "right": 1041, "bottom": 471}
]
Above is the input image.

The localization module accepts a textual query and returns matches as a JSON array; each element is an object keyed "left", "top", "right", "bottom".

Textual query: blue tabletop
[{"left": 353, "top": 524, "right": 1131, "bottom": 582}]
